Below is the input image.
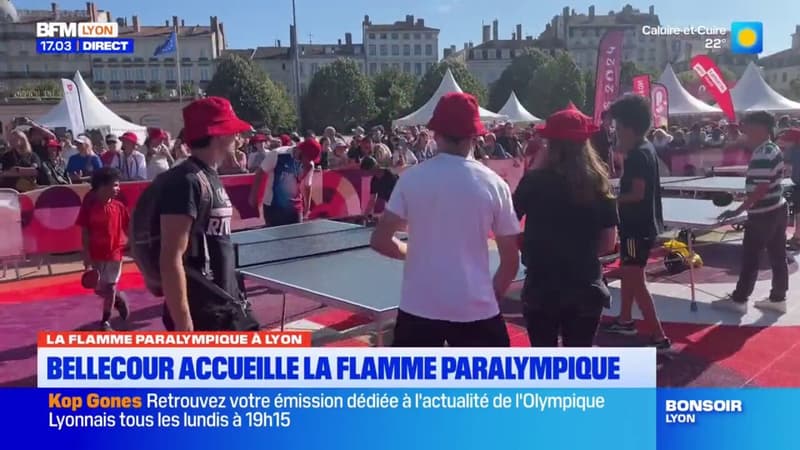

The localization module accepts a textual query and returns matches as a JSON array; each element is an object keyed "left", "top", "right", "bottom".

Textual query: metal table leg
[
  {"left": 280, "top": 292, "right": 287, "bottom": 331},
  {"left": 687, "top": 228, "right": 697, "bottom": 312}
]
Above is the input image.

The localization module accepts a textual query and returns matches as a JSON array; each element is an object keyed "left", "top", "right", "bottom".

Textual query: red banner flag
[
  {"left": 632, "top": 75, "right": 651, "bottom": 98},
  {"left": 690, "top": 55, "right": 735, "bottom": 121},
  {"left": 650, "top": 83, "right": 669, "bottom": 128},
  {"left": 593, "top": 30, "right": 625, "bottom": 125}
]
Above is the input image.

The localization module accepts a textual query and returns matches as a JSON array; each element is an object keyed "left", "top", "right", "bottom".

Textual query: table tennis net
[{"left": 234, "top": 227, "right": 375, "bottom": 268}]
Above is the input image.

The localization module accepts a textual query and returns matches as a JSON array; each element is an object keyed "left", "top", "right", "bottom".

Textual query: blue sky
[{"left": 18, "top": 0, "right": 797, "bottom": 56}]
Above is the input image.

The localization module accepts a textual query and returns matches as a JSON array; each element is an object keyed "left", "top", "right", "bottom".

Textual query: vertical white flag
[{"left": 61, "top": 79, "right": 85, "bottom": 135}]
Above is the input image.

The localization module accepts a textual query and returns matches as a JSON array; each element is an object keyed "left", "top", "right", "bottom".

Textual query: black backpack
[{"left": 129, "top": 160, "right": 213, "bottom": 297}]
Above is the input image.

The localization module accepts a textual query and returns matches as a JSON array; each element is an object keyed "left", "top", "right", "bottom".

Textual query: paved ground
[{"left": 1, "top": 238, "right": 799, "bottom": 387}]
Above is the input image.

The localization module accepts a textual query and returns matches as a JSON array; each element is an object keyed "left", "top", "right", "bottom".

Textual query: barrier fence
[{"left": 12, "top": 160, "right": 527, "bottom": 256}]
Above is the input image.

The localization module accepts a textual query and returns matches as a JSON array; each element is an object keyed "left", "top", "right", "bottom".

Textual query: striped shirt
[{"left": 745, "top": 140, "right": 785, "bottom": 215}]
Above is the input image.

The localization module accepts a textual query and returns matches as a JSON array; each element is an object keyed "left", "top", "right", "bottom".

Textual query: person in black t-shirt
[
  {"left": 513, "top": 108, "right": 619, "bottom": 347},
  {"left": 156, "top": 97, "right": 259, "bottom": 332},
  {"left": 361, "top": 157, "right": 399, "bottom": 219},
  {"left": 601, "top": 95, "right": 670, "bottom": 352},
  {"left": 1, "top": 129, "right": 41, "bottom": 191}
]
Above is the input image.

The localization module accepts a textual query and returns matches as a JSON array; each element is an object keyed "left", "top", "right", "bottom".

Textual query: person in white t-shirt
[
  {"left": 370, "top": 92, "right": 521, "bottom": 347},
  {"left": 110, "top": 132, "right": 147, "bottom": 180}
]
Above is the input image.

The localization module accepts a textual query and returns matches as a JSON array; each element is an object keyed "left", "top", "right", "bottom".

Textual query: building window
[
  {"left": 510, "top": 49, "right": 516, "bottom": 58},
  {"left": 415, "top": 63, "right": 423, "bottom": 75},
  {"left": 426, "top": 62, "right": 433, "bottom": 71},
  {"left": 125, "top": 69, "right": 132, "bottom": 80},
  {"left": 370, "top": 63, "right": 377, "bottom": 74},
  {"left": 94, "top": 68, "right": 103, "bottom": 80},
  {"left": 183, "top": 68, "right": 191, "bottom": 81},
  {"left": 380, "top": 33, "right": 387, "bottom": 39},
  {"left": 425, "top": 44, "right": 433, "bottom": 56},
  {"left": 392, "top": 45, "right": 399, "bottom": 56},
  {"left": 137, "top": 68, "right": 145, "bottom": 80},
  {"left": 150, "top": 68, "right": 159, "bottom": 80},
  {"left": 495, "top": 49, "right": 501, "bottom": 59},
  {"left": 414, "top": 44, "right": 421, "bottom": 55},
  {"left": 110, "top": 69, "right": 118, "bottom": 81},
  {"left": 299, "top": 63, "right": 304, "bottom": 76},
  {"left": 569, "top": 29, "right": 574, "bottom": 38},
  {"left": 414, "top": 33, "right": 421, "bottom": 39},
  {"left": 311, "top": 63, "right": 319, "bottom": 75},
  {"left": 380, "top": 44, "right": 387, "bottom": 56},
  {"left": 381, "top": 63, "right": 389, "bottom": 72},
  {"left": 369, "top": 33, "right": 375, "bottom": 39},
  {"left": 403, "top": 62, "right": 411, "bottom": 73},
  {"left": 403, "top": 33, "right": 410, "bottom": 39},
  {"left": 426, "top": 33, "right": 433, "bottom": 39},
  {"left": 482, "top": 50, "right": 488, "bottom": 60},
  {"left": 200, "top": 68, "right": 210, "bottom": 81},
  {"left": 403, "top": 44, "right": 410, "bottom": 56},
  {"left": 369, "top": 44, "right": 376, "bottom": 55},
  {"left": 469, "top": 50, "right": 474, "bottom": 59},
  {"left": 783, "top": 72, "right": 788, "bottom": 82},
  {"left": 391, "top": 33, "right": 398, "bottom": 39},
  {"left": 166, "top": 68, "right": 175, "bottom": 81}
]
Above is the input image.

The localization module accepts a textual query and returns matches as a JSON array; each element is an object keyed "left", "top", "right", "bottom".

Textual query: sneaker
[
  {"left": 114, "top": 297, "right": 130, "bottom": 321},
  {"left": 101, "top": 321, "right": 113, "bottom": 331},
  {"left": 711, "top": 296, "right": 747, "bottom": 314},
  {"left": 650, "top": 337, "right": 672, "bottom": 353},
  {"left": 754, "top": 299, "right": 787, "bottom": 314},
  {"left": 600, "top": 319, "right": 638, "bottom": 336}
]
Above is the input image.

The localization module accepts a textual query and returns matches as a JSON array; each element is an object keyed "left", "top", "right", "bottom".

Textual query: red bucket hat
[
  {"left": 45, "top": 138, "right": 61, "bottom": 149},
  {"left": 280, "top": 134, "right": 292, "bottom": 146},
  {"left": 148, "top": 128, "right": 168, "bottom": 141},
  {"left": 297, "top": 138, "right": 322, "bottom": 164},
  {"left": 535, "top": 108, "right": 599, "bottom": 142},
  {"left": 120, "top": 132, "right": 139, "bottom": 145},
  {"left": 427, "top": 92, "right": 486, "bottom": 139},
  {"left": 250, "top": 133, "right": 268, "bottom": 143},
  {"left": 182, "top": 97, "right": 252, "bottom": 144}
]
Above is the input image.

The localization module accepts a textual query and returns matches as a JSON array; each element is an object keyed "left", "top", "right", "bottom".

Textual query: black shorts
[
  {"left": 792, "top": 186, "right": 800, "bottom": 213},
  {"left": 392, "top": 310, "right": 510, "bottom": 347},
  {"left": 619, "top": 236, "right": 654, "bottom": 267}
]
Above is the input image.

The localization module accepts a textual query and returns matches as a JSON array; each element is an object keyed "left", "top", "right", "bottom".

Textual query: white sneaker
[
  {"left": 711, "top": 297, "right": 747, "bottom": 314},
  {"left": 754, "top": 299, "right": 787, "bottom": 314}
]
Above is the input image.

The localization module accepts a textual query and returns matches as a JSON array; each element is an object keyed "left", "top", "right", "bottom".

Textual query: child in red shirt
[{"left": 76, "top": 167, "right": 130, "bottom": 331}]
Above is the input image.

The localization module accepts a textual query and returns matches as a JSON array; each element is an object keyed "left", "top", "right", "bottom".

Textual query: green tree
[
  {"left": 413, "top": 60, "right": 487, "bottom": 108},
  {"left": 523, "top": 52, "right": 585, "bottom": 118},
  {"left": 206, "top": 54, "right": 296, "bottom": 131},
  {"left": 371, "top": 69, "right": 416, "bottom": 128},
  {"left": 583, "top": 71, "right": 596, "bottom": 116},
  {"left": 301, "top": 59, "right": 377, "bottom": 132},
  {"left": 787, "top": 78, "right": 800, "bottom": 102},
  {"left": 488, "top": 48, "right": 552, "bottom": 111}
]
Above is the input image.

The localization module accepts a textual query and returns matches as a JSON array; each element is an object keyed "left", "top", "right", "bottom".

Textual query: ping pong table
[
  {"left": 609, "top": 176, "right": 705, "bottom": 189},
  {"left": 233, "top": 220, "right": 526, "bottom": 345},
  {"left": 661, "top": 176, "right": 794, "bottom": 195}
]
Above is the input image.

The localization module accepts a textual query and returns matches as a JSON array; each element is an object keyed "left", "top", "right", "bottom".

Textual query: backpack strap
[{"left": 194, "top": 169, "right": 213, "bottom": 277}]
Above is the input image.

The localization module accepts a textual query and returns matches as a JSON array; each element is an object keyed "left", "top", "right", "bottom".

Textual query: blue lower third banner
[
  {"left": 0, "top": 388, "right": 654, "bottom": 449},
  {"left": 1, "top": 388, "right": 798, "bottom": 449}
]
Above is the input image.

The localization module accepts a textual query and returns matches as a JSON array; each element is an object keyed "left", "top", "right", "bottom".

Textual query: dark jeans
[
  {"left": 732, "top": 203, "right": 789, "bottom": 302},
  {"left": 521, "top": 282, "right": 607, "bottom": 347},
  {"left": 392, "top": 310, "right": 510, "bottom": 347},
  {"left": 263, "top": 204, "right": 301, "bottom": 227}
]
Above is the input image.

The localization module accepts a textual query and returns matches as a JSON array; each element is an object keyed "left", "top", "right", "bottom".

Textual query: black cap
[{"left": 741, "top": 111, "right": 775, "bottom": 130}]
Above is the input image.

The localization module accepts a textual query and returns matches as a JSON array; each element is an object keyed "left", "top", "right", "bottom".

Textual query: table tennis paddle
[{"left": 712, "top": 192, "right": 734, "bottom": 207}]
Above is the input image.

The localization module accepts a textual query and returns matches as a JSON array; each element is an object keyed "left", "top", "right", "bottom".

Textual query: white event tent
[
  {"left": 729, "top": 62, "right": 800, "bottom": 113},
  {"left": 497, "top": 91, "right": 542, "bottom": 124},
  {"left": 657, "top": 65, "right": 722, "bottom": 116},
  {"left": 393, "top": 69, "right": 506, "bottom": 127},
  {"left": 37, "top": 71, "right": 147, "bottom": 141}
]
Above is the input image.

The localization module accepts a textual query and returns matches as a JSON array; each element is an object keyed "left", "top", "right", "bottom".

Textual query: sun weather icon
[{"left": 730, "top": 22, "right": 763, "bottom": 54}]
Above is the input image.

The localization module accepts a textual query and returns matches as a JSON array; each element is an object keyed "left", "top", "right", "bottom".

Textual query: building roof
[
  {"left": 222, "top": 48, "right": 256, "bottom": 59},
  {"left": 471, "top": 39, "right": 552, "bottom": 51},
  {"left": 252, "top": 47, "right": 288, "bottom": 59},
  {"left": 297, "top": 43, "right": 363, "bottom": 57},
  {"left": 117, "top": 25, "right": 214, "bottom": 38},
  {"left": 759, "top": 48, "right": 800, "bottom": 68},
  {"left": 365, "top": 22, "right": 439, "bottom": 32}
]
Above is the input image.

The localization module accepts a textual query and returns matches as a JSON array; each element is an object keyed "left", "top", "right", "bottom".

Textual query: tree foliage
[
  {"left": 301, "top": 59, "right": 377, "bottom": 132},
  {"left": 488, "top": 48, "right": 552, "bottom": 111},
  {"left": 206, "top": 54, "right": 296, "bottom": 131},
  {"left": 371, "top": 69, "right": 416, "bottom": 127},
  {"left": 582, "top": 71, "right": 596, "bottom": 116},
  {"left": 619, "top": 61, "right": 660, "bottom": 93},
  {"left": 413, "top": 60, "right": 487, "bottom": 108},
  {"left": 523, "top": 52, "right": 585, "bottom": 118}
]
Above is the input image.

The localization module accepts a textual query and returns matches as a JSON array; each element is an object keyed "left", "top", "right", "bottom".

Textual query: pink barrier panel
[{"left": 18, "top": 162, "right": 528, "bottom": 255}]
